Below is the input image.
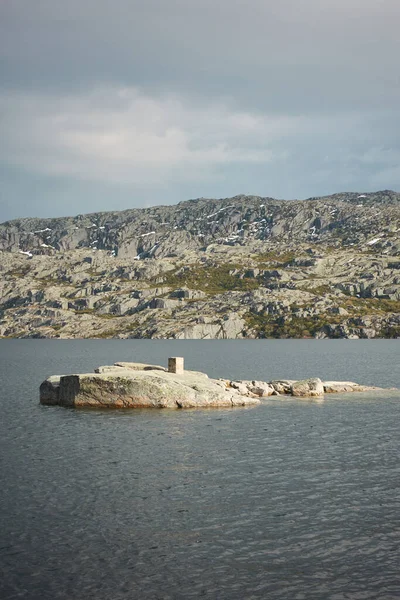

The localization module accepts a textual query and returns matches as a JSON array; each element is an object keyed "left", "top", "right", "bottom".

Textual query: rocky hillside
[{"left": 1, "top": 190, "right": 399, "bottom": 339}]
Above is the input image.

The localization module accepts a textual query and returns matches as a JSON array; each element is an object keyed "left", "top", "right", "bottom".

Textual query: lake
[{"left": 0, "top": 340, "right": 399, "bottom": 599}]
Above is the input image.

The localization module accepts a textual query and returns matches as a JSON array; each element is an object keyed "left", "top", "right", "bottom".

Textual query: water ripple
[{"left": 0, "top": 340, "right": 399, "bottom": 599}]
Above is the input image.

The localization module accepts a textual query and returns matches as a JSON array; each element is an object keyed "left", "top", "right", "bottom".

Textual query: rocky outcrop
[
  {"left": 40, "top": 361, "right": 393, "bottom": 409},
  {"left": 1, "top": 191, "right": 400, "bottom": 339},
  {"left": 40, "top": 365, "right": 260, "bottom": 409}
]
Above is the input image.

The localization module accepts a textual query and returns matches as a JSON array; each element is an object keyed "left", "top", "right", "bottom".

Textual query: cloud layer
[
  {"left": 0, "top": 0, "right": 399, "bottom": 219},
  {"left": 0, "top": 88, "right": 280, "bottom": 184}
]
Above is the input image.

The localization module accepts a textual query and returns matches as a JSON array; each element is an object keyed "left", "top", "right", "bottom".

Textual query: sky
[{"left": 1, "top": 0, "right": 399, "bottom": 222}]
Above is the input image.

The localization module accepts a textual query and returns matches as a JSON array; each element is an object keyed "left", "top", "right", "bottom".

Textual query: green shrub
[
  {"left": 157, "top": 264, "right": 260, "bottom": 294},
  {"left": 244, "top": 313, "right": 342, "bottom": 339}
]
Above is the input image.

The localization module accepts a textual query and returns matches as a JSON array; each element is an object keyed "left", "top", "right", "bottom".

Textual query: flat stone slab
[
  {"left": 113, "top": 362, "right": 167, "bottom": 371},
  {"left": 322, "top": 381, "right": 383, "bottom": 394},
  {"left": 94, "top": 362, "right": 167, "bottom": 374}
]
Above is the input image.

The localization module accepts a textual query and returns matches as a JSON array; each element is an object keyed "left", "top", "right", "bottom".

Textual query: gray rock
[
  {"left": 291, "top": 378, "right": 324, "bottom": 397},
  {"left": 269, "top": 380, "right": 296, "bottom": 394},
  {"left": 230, "top": 381, "right": 253, "bottom": 396},
  {"left": 39, "top": 375, "right": 62, "bottom": 405},
  {"left": 250, "top": 381, "right": 275, "bottom": 396},
  {"left": 149, "top": 298, "right": 180, "bottom": 310},
  {"left": 170, "top": 288, "right": 206, "bottom": 300},
  {"left": 323, "top": 381, "right": 382, "bottom": 393},
  {"left": 41, "top": 368, "right": 260, "bottom": 409},
  {"left": 176, "top": 323, "right": 222, "bottom": 339}
]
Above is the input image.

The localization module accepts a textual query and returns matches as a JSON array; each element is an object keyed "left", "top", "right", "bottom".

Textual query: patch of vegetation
[
  {"left": 155, "top": 263, "right": 260, "bottom": 295},
  {"left": 84, "top": 268, "right": 101, "bottom": 276},
  {"left": 253, "top": 251, "right": 295, "bottom": 267},
  {"left": 310, "top": 284, "right": 331, "bottom": 296},
  {"left": 0, "top": 332, "right": 24, "bottom": 339},
  {"left": 244, "top": 313, "right": 342, "bottom": 339},
  {"left": 7, "top": 269, "right": 30, "bottom": 278},
  {"left": 92, "top": 328, "right": 120, "bottom": 338},
  {"left": 380, "top": 325, "right": 400, "bottom": 338},
  {"left": 341, "top": 296, "right": 400, "bottom": 315},
  {"left": 91, "top": 316, "right": 146, "bottom": 337},
  {"left": 37, "top": 276, "right": 71, "bottom": 288}
]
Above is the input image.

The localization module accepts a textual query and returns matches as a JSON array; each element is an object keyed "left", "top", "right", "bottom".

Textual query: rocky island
[{"left": 40, "top": 357, "right": 389, "bottom": 409}]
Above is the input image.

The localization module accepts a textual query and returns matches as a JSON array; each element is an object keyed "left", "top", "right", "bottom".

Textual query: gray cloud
[
  {"left": 2, "top": 0, "right": 399, "bottom": 111},
  {"left": 0, "top": 0, "right": 399, "bottom": 220}
]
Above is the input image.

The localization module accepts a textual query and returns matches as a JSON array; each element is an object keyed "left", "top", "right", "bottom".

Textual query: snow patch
[
  {"left": 207, "top": 205, "right": 234, "bottom": 219},
  {"left": 367, "top": 237, "right": 382, "bottom": 246}
]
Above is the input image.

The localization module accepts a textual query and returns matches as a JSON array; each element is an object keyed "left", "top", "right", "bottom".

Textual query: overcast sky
[{"left": 1, "top": 0, "right": 399, "bottom": 221}]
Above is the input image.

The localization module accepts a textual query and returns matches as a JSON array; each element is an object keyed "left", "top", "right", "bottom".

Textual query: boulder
[
  {"left": 290, "top": 378, "right": 324, "bottom": 397},
  {"left": 39, "top": 375, "right": 62, "bottom": 405},
  {"left": 229, "top": 380, "right": 275, "bottom": 397},
  {"left": 250, "top": 381, "right": 275, "bottom": 397},
  {"left": 230, "top": 381, "right": 252, "bottom": 396},
  {"left": 269, "top": 380, "right": 296, "bottom": 394}
]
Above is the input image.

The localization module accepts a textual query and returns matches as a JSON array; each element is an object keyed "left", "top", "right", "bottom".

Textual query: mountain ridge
[{"left": 2, "top": 189, "right": 399, "bottom": 228}]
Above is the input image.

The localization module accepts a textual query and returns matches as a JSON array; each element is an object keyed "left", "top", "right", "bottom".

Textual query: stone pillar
[{"left": 168, "top": 357, "right": 184, "bottom": 374}]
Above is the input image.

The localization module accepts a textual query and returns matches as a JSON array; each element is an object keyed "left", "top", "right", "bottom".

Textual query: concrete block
[{"left": 168, "top": 357, "right": 184, "bottom": 374}]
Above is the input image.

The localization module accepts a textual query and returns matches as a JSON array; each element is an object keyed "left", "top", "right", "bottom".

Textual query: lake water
[{"left": 0, "top": 340, "right": 399, "bottom": 600}]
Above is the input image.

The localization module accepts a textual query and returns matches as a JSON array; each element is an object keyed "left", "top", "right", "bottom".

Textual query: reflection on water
[{"left": 0, "top": 340, "right": 399, "bottom": 599}]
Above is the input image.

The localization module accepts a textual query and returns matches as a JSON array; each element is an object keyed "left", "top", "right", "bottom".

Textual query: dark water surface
[{"left": 0, "top": 340, "right": 399, "bottom": 600}]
